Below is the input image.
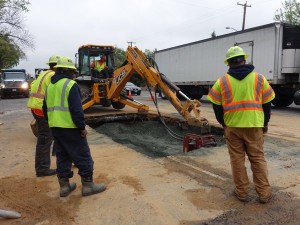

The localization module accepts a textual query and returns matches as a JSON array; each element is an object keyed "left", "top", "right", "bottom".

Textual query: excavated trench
[{"left": 86, "top": 113, "right": 225, "bottom": 158}]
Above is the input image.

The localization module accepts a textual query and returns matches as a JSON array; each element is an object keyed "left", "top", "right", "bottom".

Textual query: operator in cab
[{"left": 90, "top": 55, "right": 109, "bottom": 79}]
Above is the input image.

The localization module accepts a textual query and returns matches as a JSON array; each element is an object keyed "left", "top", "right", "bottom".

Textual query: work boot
[
  {"left": 259, "top": 193, "right": 273, "bottom": 204},
  {"left": 233, "top": 191, "right": 251, "bottom": 202},
  {"left": 36, "top": 169, "right": 57, "bottom": 177},
  {"left": 58, "top": 178, "right": 77, "bottom": 197},
  {"left": 81, "top": 176, "right": 106, "bottom": 196}
]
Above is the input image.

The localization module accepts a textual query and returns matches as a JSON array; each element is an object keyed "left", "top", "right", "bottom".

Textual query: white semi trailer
[{"left": 154, "top": 22, "right": 300, "bottom": 107}]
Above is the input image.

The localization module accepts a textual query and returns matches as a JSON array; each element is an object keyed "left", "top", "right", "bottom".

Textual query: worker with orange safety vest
[
  {"left": 90, "top": 55, "right": 109, "bottom": 78},
  {"left": 27, "top": 55, "right": 60, "bottom": 177},
  {"left": 207, "top": 46, "right": 275, "bottom": 203}
]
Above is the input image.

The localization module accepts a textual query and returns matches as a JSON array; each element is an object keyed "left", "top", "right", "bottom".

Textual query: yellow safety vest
[
  {"left": 207, "top": 71, "right": 275, "bottom": 127},
  {"left": 45, "top": 78, "right": 77, "bottom": 128},
  {"left": 27, "top": 70, "right": 54, "bottom": 110},
  {"left": 94, "top": 61, "right": 106, "bottom": 72}
]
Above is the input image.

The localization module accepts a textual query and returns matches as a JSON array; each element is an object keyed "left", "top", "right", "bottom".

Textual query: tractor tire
[
  {"left": 112, "top": 89, "right": 126, "bottom": 109},
  {"left": 78, "top": 84, "right": 91, "bottom": 104},
  {"left": 111, "top": 101, "right": 126, "bottom": 109},
  {"left": 102, "top": 99, "right": 112, "bottom": 107}
]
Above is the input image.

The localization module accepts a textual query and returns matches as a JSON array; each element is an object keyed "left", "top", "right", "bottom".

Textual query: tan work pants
[{"left": 224, "top": 127, "right": 271, "bottom": 198}]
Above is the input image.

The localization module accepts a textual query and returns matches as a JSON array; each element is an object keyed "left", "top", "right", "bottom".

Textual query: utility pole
[
  {"left": 237, "top": 1, "right": 251, "bottom": 30},
  {"left": 127, "top": 41, "right": 136, "bottom": 47}
]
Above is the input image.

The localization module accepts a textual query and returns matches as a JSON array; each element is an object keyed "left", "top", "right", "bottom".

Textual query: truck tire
[
  {"left": 271, "top": 97, "right": 293, "bottom": 107},
  {"left": 272, "top": 87, "right": 295, "bottom": 107},
  {"left": 294, "top": 90, "right": 300, "bottom": 105},
  {"left": 188, "top": 87, "right": 203, "bottom": 100}
]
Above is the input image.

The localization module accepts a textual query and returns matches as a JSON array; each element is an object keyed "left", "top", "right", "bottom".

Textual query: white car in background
[{"left": 125, "top": 82, "right": 141, "bottom": 95}]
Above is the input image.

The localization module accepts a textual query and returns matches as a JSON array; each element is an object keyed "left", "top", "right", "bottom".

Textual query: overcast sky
[{"left": 17, "top": 0, "right": 284, "bottom": 76}]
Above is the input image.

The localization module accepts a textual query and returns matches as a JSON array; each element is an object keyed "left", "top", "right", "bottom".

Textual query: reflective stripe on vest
[
  {"left": 220, "top": 75, "right": 232, "bottom": 104},
  {"left": 29, "top": 71, "right": 52, "bottom": 99},
  {"left": 27, "top": 70, "right": 54, "bottom": 110},
  {"left": 262, "top": 85, "right": 274, "bottom": 102},
  {"left": 45, "top": 78, "right": 77, "bottom": 128},
  {"left": 220, "top": 72, "right": 263, "bottom": 112},
  {"left": 46, "top": 79, "right": 72, "bottom": 112},
  {"left": 208, "top": 86, "right": 222, "bottom": 103}
]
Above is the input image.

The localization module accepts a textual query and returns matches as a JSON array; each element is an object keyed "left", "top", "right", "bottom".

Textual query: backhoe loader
[
  {"left": 75, "top": 44, "right": 209, "bottom": 128},
  {"left": 31, "top": 44, "right": 209, "bottom": 137}
]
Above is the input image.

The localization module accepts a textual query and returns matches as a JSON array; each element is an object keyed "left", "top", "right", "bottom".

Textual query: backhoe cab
[{"left": 75, "top": 44, "right": 208, "bottom": 127}]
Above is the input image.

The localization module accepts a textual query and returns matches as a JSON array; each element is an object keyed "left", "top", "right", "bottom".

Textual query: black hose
[{"left": 145, "top": 81, "right": 183, "bottom": 141}]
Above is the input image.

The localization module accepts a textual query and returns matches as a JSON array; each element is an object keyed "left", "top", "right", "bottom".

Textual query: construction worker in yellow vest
[
  {"left": 43, "top": 57, "right": 106, "bottom": 197},
  {"left": 90, "top": 55, "right": 109, "bottom": 78},
  {"left": 207, "top": 46, "right": 275, "bottom": 203},
  {"left": 27, "top": 54, "right": 60, "bottom": 177}
]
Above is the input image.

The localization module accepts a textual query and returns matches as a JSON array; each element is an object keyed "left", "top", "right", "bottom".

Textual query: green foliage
[
  {"left": 0, "top": 0, "right": 32, "bottom": 68},
  {"left": 274, "top": 0, "right": 300, "bottom": 25},
  {"left": 114, "top": 47, "right": 126, "bottom": 67},
  {"left": 144, "top": 49, "right": 156, "bottom": 58},
  {"left": 0, "top": 36, "right": 22, "bottom": 68},
  {"left": 0, "top": 0, "right": 30, "bottom": 12}
]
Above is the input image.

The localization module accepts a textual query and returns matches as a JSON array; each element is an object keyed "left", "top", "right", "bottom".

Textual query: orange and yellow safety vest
[
  {"left": 27, "top": 70, "right": 54, "bottom": 110},
  {"left": 94, "top": 60, "right": 106, "bottom": 72},
  {"left": 207, "top": 71, "right": 275, "bottom": 127}
]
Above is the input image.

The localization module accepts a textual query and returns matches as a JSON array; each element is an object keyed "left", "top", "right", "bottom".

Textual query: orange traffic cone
[{"left": 128, "top": 90, "right": 132, "bottom": 98}]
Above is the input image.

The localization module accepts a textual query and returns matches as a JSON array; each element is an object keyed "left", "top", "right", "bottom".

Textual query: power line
[{"left": 237, "top": 1, "right": 251, "bottom": 30}]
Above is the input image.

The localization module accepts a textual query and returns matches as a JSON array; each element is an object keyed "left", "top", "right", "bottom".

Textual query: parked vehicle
[
  {"left": 125, "top": 82, "right": 141, "bottom": 95},
  {"left": 0, "top": 69, "right": 29, "bottom": 99},
  {"left": 154, "top": 22, "right": 300, "bottom": 107}
]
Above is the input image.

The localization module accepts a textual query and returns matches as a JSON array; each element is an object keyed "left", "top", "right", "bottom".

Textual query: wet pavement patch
[{"left": 86, "top": 113, "right": 225, "bottom": 158}]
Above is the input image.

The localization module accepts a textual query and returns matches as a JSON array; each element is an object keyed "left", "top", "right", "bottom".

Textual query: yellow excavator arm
[{"left": 108, "top": 46, "right": 208, "bottom": 127}]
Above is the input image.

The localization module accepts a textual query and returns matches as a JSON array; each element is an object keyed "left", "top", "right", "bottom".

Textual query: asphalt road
[{"left": 1, "top": 92, "right": 300, "bottom": 225}]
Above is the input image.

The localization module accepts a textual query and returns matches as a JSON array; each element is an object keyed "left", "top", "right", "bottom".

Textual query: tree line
[{"left": 0, "top": 0, "right": 33, "bottom": 69}]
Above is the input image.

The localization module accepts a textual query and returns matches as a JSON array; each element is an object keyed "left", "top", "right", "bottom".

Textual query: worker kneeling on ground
[
  {"left": 43, "top": 56, "right": 106, "bottom": 197},
  {"left": 207, "top": 46, "right": 275, "bottom": 203}
]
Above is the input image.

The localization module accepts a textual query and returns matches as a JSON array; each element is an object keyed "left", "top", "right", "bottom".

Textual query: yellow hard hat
[
  {"left": 54, "top": 57, "right": 76, "bottom": 70},
  {"left": 47, "top": 54, "right": 60, "bottom": 65},
  {"left": 224, "top": 46, "right": 248, "bottom": 64}
]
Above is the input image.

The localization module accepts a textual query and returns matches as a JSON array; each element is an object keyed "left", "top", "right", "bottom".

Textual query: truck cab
[{"left": 0, "top": 69, "right": 29, "bottom": 99}]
